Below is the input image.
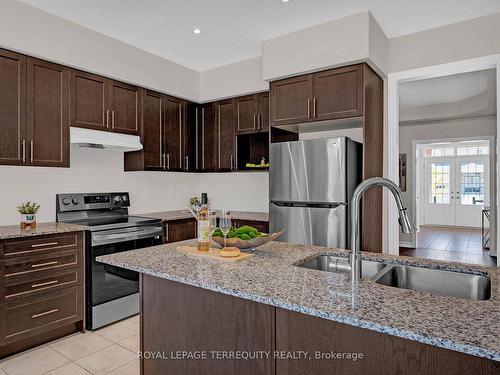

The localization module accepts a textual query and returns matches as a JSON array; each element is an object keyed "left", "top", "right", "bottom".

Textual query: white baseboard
[{"left": 399, "top": 241, "right": 414, "bottom": 248}]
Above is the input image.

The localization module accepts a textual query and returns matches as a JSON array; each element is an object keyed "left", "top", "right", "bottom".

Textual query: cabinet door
[
  {"left": 69, "top": 70, "right": 108, "bottom": 131},
  {"left": 270, "top": 75, "right": 312, "bottom": 126},
  {"left": 216, "top": 99, "right": 235, "bottom": 171},
  {"left": 182, "top": 102, "right": 197, "bottom": 171},
  {"left": 163, "top": 96, "right": 183, "bottom": 171},
  {"left": 164, "top": 219, "right": 197, "bottom": 243},
  {"left": 257, "top": 92, "right": 269, "bottom": 132},
  {"left": 312, "top": 64, "right": 363, "bottom": 120},
  {"left": 236, "top": 95, "right": 258, "bottom": 134},
  {"left": 26, "top": 58, "right": 69, "bottom": 167},
  {"left": 109, "top": 80, "right": 140, "bottom": 135},
  {"left": 142, "top": 90, "right": 163, "bottom": 170},
  {"left": 0, "top": 49, "right": 26, "bottom": 166},
  {"left": 199, "top": 103, "right": 216, "bottom": 171}
]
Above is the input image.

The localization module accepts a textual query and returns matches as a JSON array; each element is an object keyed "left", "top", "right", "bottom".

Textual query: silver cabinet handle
[
  {"left": 164, "top": 223, "right": 169, "bottom": 243},
  {"left": 106, "top": 110, "right": 109, "bottom": 128},
  {"left": 230, "top": 155, "right": 235, "bottom": 171},
  {"left": 185, "top": 155, "right": 189, "bottom": 171},
  {"left": 161, "top": 153, "right": 165, "bottom": 169},
  {"left": 258, "top": 113, "right": 261, "bottom": 130},
  {"left": 111, "top": 110, "right": 115, "bottom": 129},
  {"left": 313, "top": 97, "right": 317, "bottom": 117},
  {"left": 30, "top": 140, "right": 34, "bottom": 163},
  {"left": 32, "top": 309, "right": 58, "bottom": 319},
  {"left": 253, "top": 113, "right": 257, "bottom": 130},
  {"left": 32, "top": 280, "right": 59, "bottom": 288},
  {"left": 307, "top": 99, "right": 311, "bottom": 118},
  {"left": 31, "top": 241, "right": 58, "bottom": 248},
  {"left": 22, "top": 139, "right": 26, "bottom": 163},
  {"left": 166, "top": 153, "right": 170, "bottom": 170},
  {"left": 31, "top": 261, "right": 58, "bottom": 268}
]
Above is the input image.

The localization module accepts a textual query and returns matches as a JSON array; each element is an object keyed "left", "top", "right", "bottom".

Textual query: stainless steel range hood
[{"left": 70, "top": 127, "right": 143, "bottom": 152}]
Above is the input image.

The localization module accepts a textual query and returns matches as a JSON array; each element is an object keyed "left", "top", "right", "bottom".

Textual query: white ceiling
[
  {"left": 399, "top": 69, "right": 496, "bottom": 108},
  {"left": 17, "top": 0, "right": 500, "bottom": 71}
]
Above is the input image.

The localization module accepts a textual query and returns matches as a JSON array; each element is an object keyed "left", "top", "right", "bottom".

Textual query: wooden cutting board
[{"left": 177, "top": 245, "right": 253, "bottom": 262}]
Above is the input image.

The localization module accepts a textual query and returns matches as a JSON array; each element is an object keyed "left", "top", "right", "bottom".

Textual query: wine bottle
[{"left": 197, "top": 193, "right": 210, "bottom": 252}]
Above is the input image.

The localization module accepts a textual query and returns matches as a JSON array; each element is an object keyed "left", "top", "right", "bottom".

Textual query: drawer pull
[
  {"left": 31, "top": 261, "right": 58, "bottom": 268},
  {"left": 31, "top": 280, "right": 59, "bottom": 288},
  {"left": 31, "top": 242, "right": 58, "bottom": 248},
  {"left": 31, "top": 309, "right": 59, "bottom": 319}
]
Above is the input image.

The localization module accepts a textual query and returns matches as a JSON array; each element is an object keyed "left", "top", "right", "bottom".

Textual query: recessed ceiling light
[
  {"left": 192, "top": 28, "right": 202, "bottom": 34},
  {"left": 281, "top": 0, "right": 290, "bottom": 2}
]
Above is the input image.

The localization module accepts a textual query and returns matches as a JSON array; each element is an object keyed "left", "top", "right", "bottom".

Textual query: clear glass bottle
[{"left": 197, "top": 193, "right": 210, "bottom": 252}]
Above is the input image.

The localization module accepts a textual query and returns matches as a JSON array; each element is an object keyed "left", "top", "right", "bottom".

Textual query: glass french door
[{"left": 424, "top": 156, "right": 488, "bottom": 227}]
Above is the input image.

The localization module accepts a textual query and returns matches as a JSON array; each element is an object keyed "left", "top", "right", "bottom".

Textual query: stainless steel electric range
[{"left": 56, "top": 192, "right": 162, "bottom": 330}]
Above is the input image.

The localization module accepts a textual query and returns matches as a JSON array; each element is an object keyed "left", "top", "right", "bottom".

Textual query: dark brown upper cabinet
[
  {"left": 69, "top": 70, "right": 140, "bottom": 136},
  {"left": 163, "top": 96, "right": 183, "bottom": 171},
  {"left": 270, "top": 75, "right": 312, "bottom": 126},
  {"left": 0, "top": 49, "right": 26, "bottom": 166},
  {"left": 197, "top": 103, "right": 217, "bottom": 171},
  {"left": 183, "top": 102, "right": 197, "bottom": 172},
  {"left": 312, "top": 64, "right": 363, "bottom": 120},
  {"left": 69, "top": 70, "right": 108, "bottom": 132},
  {"left": 257, "top": 92, "right": 269, "bottom": 132},
  {"left": 26, "top": 58, "right": 69, "bottom": 167},
  {"left": 141, "top": 90, "right": 163, "bottom": 170},
  {"left": 216, "top": 99, "right": 236, "bottom": 171},
  {"left": 108, "top": 80, "right": 140, "bottom": 135},
  {"left": 235, "top": 92, "right": 269, "bottom": 134},
  {"left": 270, "top": 64, "right": 364, "bottom": 126}
]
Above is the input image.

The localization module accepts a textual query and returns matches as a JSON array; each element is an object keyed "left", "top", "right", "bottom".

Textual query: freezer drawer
[
  {"left": 270, "top": 203, "right": 347, "bottom": 248},
  {"left": 270, "top": 138, "right": 348, "bottom": 203}
]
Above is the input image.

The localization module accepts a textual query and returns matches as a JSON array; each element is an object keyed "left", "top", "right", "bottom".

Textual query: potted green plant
[{"left": 17, "top": 201, "right": 41, "bottom": 229}]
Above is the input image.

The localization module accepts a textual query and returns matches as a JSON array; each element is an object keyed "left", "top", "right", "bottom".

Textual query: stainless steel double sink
[{"left": 296, "top": 255, "right": 491, "bottom": 301}]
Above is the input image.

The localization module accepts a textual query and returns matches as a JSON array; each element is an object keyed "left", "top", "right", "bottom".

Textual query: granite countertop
[
  {"left": 97, "top": 241, "right": 500, "bottom": 361},
  {"left": 138, "top": 210, "right": 269, "bottom": 222},
  {"left": 0, "top": 222, "right": 88, "bottom": 240}
]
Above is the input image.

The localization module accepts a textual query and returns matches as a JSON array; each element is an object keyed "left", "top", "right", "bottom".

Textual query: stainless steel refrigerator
[{"left": 269, "top": 137, "right": 362, "bottom": 249}]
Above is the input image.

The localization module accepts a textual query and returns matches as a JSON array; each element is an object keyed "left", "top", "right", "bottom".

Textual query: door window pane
[
  {"left": 460, "top": 161, "right": 485, "bottom": 205},
  {"left": 429, "top": 163, "right": 451, "bottom": 204}
]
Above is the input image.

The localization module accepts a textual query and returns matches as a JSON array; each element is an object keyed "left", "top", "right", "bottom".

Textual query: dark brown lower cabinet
[
  {"left": 232, "top": 219, "right": 269, "bottom": 234},
  {"left": 140, "top": 275, "right": 498, "bottom": 375},
  {"left": 141, "top": 275, "right": 275, "bottom": 375},
  {"left": 275, "top": 308, "right": 498, "bottom": 375},
  {"left": 0, "top": 232, "right": 85, "bottom": 358},
  {"left": 163, "top": 219, "right": 197, "bottom": 243}
]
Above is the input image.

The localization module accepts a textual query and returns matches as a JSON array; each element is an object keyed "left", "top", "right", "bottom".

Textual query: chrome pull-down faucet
[{"left": 350, "top": 177, "right": 414, "bottom": 283}]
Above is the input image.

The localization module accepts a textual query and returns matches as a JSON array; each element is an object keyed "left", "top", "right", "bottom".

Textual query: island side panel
[
  {"left": 275, "top": 308, "right": 499, "bottom": 375},
  {"left": 140, "top": 274, "right": 275, "bottom": 375}
]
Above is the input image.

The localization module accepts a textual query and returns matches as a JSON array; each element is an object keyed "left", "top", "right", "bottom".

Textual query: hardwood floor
[{"left": 400, "top": 226, "right": 496, "bottom": 267}]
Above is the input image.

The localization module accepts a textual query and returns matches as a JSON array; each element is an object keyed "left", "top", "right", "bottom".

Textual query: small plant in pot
[{"left": 17, "top": 201, "right": 40, "bottom": 229}]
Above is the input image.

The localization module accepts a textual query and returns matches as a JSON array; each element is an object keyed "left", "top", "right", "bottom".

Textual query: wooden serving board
[{"left": 176, "top": 246, "right": 253, "bottom": 262}]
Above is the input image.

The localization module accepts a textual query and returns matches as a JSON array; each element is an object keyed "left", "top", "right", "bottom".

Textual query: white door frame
[
  {"left": 410, "top": 136, "right": 495, "bottom": 247},
  {"left": 386, "top": 54, "right": 500, "bottom": 268}
]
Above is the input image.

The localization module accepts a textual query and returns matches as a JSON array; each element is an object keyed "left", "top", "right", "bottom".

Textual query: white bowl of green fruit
[{"left": 211, "top": 225, "right": 284, "bottom": 250}]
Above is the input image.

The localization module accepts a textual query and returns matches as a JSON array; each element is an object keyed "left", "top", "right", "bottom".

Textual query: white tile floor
[{"left": 0, "top": 316, "right": 140, "bottom": 375}]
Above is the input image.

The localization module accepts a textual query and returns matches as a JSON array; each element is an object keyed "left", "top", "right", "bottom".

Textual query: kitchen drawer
[
  {"left": 4, "top": 248, "right": 81, "bottom": 276},
  {"left": 164, "top": 219, "right": 197, "bottom": 244},
  {"left": 5, "top": 267, "right": 81, "bottom": 302},
  {"left": 233, "top": 219, "right": 269, "bottom": 234},
  {"left": 1, "top": 232, "right": 82, "bottom": 258},
  {"left": 4, "top": 286, "right": 82, "bottom": 343}
]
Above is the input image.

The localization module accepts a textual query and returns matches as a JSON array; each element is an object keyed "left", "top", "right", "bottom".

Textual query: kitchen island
[{"left": 98, "top": 240, "right": 499, "bottom": 375}]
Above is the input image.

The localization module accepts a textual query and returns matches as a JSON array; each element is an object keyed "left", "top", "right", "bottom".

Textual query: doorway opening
[{"left": 388, "top": 59, "right": 499, "bottom": 267}]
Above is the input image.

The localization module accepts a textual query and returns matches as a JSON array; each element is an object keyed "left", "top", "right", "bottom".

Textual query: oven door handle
[{"left": 91, "top": 226, "right": 162, "bottom": 246}]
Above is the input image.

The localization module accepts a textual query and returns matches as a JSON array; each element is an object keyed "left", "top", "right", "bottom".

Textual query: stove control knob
[
  {"left": 72, "top": 197, "right": 80, "bottom": 205},
  {"left": 122, "top": 195, "right": 128, "bottom": 202},
  {"left": 114, "top": 195, "right": 122, "bottom": 204},
  {"left": 62, "top": 197, "right": 71, "bottom": 205}
]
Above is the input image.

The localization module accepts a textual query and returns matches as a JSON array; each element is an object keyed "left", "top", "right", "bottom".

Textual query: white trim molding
[{"left": 386, "top": 54, "right": 500, "bottom": 267}]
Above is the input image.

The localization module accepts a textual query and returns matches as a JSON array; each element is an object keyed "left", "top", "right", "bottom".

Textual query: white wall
[
  {"left": 388, "top": 13, "right": 500, "bottom": 74},
  {"left": 0, "top": 0, "right": 199, "bottom": 101},
  {"left": 0, "top": 146, "right": 200, "bottom": 226},
  {"left": 199, "top": 57, "right": 269, "bottom": 102},
  {"left": 197, "top": 172, "right": 269, "bottom": 212},
  {"left": 399, "top": 116, "right": 497, "bottom": 243}
]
